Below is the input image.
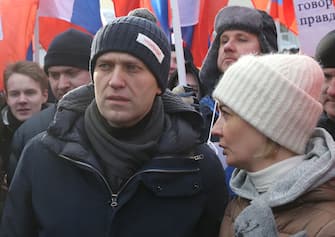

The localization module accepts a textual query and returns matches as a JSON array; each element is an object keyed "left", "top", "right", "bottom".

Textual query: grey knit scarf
[{"left": 84, "top": 97, "right": 164, "bottom": 192}]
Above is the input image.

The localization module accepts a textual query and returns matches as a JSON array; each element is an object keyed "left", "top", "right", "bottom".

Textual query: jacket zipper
[{"left": 59, "top": 154, "right": 201, "bottom": 208}]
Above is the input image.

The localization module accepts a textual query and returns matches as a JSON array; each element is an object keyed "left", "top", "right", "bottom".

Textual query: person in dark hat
[
  {"left": 1, "top": 16, "right": 228, "bottom": 236},
  {"left": 315, "top": 30, "right": 335, "bottom": 139},
  {"left": 6, "top": 29, "right": 93, "bottom": 183},
  {"left": 44, "top": 29, "right": 92, "bottom": 101}
]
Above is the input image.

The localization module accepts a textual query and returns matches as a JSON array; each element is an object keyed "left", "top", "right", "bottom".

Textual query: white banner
[
  {"left": 294, "top": 0, "right": 335, "bottom": 56},
  {"left": 0, "top": 16, "right": 3, "bottom": 40}
]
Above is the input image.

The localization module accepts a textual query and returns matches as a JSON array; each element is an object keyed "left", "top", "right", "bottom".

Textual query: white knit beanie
[{"left": 212, "top": 54, "right": 324, "bottom": 154}]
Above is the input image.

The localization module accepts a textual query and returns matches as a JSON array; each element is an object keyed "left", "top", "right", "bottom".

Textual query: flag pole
[
  {"left": 33, "top": 7, "right": 40, "bottom": 64},
  {"left": 170, "top": 0, "right": 187, "bottom": 86}
]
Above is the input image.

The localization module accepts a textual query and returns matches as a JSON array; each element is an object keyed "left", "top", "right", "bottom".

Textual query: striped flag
[{"left": 39, "top": 0, "right": 102, "bottom": 50}]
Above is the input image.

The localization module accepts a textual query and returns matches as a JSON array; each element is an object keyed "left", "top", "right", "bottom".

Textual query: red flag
[
  {"left": 191, "top": 0, "right": 228, "bottom": 67},
  {"left": 113, "top": 0, "right": 140, "bottom": 16},
  {"left": 39, "top": 18, "right": 89, "bottom": 50},
  {"left": 252, "top": 0, "right": 298, "bottom": 35},
  {"left": 0, "top": 0, "right": 38, "bottom": 91},
  {"left": 271, "top": 0, "right": 297, "bottom": 34}
]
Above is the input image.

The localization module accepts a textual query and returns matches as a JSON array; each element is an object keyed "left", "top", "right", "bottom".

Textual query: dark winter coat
[
  {"left": 1, "top": 84, "right": 228, "bottom": 237},
  {"left": 7, "top": 104, "right": 56, "bottom": 183}
]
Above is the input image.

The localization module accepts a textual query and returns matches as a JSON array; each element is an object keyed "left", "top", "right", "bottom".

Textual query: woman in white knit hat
[{"left": 212, "top": 53, "right": 335, "bottom": 237}]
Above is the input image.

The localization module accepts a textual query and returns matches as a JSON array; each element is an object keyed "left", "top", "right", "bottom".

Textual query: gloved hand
[{"left": 171, "top": 85, "right": 199, "bottom": 111}]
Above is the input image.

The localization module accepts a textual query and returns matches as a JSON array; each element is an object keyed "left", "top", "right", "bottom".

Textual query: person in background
[
  {"left": 1, "top": 16, "right": 228, "bottom": 236},
  {"left": 168, "top": 46, "right": 204, "bottom": 111},
  {"left": 168, "top": 60, "right": 204, "bottom": 100},
  {"left": 168, "top": 44, "right": 194, "bottom": 79},
  {"left": 0, "top": 60, "right": 49, "bottom": 215},
  {"left": 315, "top": 30, "right": 335, "bottom": 139},
  {"left": 212, "top": 53, "right": 335, "bottom": 237},
  {"left": 7, "top": 29, "right": 92, "bottom": 183}
]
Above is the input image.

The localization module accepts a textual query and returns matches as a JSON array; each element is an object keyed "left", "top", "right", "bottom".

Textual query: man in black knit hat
[
  {"left": 315, "top": 30, "right": 335, "bottom": 139},
  {"left": 6, "top": 29, "right": 92, "bottom": 183},
  {"left": 1, "top": 16, "right": 228, "bottom": 237}
]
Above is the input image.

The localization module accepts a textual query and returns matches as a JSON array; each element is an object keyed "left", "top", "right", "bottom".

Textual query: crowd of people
[{"left": 0, "top": 5, "right": 335, "bottom": 237}]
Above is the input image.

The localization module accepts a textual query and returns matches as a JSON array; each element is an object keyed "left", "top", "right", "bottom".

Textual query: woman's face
[{"left": 211, "top": 104, "right": 268, "bottom": 172}]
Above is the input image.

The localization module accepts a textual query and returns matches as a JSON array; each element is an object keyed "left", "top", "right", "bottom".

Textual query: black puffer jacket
[
  {"left": 7, "top": 104, "right": 56, "bottom": 183},
  {"left": 1, "top": 84, "right": 228, "bottom": 237}
]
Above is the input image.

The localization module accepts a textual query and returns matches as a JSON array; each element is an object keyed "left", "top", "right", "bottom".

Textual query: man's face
[
  {"left": 5, "top": 73, "right": 48, "bottom": 121},
  {"left": 217, "top": 30, "right": 261, "bottom": 73},
  {"left": 93, "top": 52, "right": 161, "bottom": 127},
  {"left": 320, "top": 68, "right": 335, "bottom": 120},
  {"left": 47, "top": 65, "right": 91, "bottom": 100}
]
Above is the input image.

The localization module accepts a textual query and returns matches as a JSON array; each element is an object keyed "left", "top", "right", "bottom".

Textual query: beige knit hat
[{"left": 212, "top": 54, "right": 324, "bottom": 154}]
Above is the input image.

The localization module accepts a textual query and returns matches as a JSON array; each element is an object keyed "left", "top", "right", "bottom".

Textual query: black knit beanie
[
  {"left": 44, "top": 29, "right": 93, "bottom": 73},
  {"left": 200, "top": 6, "right": 278, "bottom": 95},
  {"left": 90, "top": 16, "right": 171, "bottom": 91},
  {"left": 315, "top": 30, "right": 335, "bottom": 68}
]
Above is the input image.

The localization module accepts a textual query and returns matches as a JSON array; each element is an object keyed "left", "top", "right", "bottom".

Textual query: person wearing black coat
[
  {"left": 7, "top": 29, "right": 92, "bottom": 183},
  {"left": 1, "top": 16, "right": 228, "bottom": 237}
]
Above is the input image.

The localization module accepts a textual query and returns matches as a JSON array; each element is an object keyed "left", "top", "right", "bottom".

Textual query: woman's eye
[{"left": 219, "top": 107, "right": 231, "bottom": 119}]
